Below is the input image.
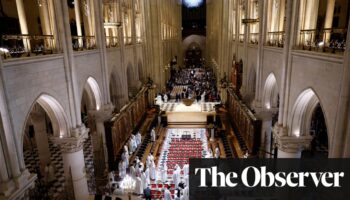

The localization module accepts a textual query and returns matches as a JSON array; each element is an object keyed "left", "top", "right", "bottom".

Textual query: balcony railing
[
  {"left": 0, "top": 34, "right": 56, "bottom": 59},
  {"left": 136, "top": 37, "right": 142, "bottom": 44},
  {"left": 249, "top": 33, "right": 259, "bottom": 45},
  {"left": 239, "top": 34, "right": 244, "bottom": 43},
  {"left": 124, "top": 37, "right": 132, "bottom": 45},
  {"left": 266, "top": 31, "right": 285, "bottom": 48},
  {"left": 72, "top": 36, "right": 96, "bottom": 51},
  {"left": 105, "top": 36, "right": 119, "bottom": 48},
  {"left": 298, "top": 28, "right": 347, "bottom": 53}
]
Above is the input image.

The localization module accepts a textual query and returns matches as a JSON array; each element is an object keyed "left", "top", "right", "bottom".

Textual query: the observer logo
[
  {"left": 195, "top": 166, "right": 345, "bottom": 188},
  {"left": 189, "top": 159, "right": 350, "bottom": 200}
]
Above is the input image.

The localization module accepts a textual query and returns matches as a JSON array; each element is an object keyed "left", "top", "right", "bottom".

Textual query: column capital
[
  {"left": 273, "top": 127, "right": 313, "bottom": 153},
  {"left": 89, "top": 103, "right": 115, "bottom": 122},
  {"left": 51, "top": 125, "right": 89, "bottom": 153}
]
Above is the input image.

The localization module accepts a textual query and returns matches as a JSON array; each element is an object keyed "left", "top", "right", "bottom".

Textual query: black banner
[{"left": 189, "top": 159, "right": 350, "bottom": 200}]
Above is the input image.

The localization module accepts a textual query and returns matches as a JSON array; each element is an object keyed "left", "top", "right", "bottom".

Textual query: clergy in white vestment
[
  {"left": 129, "top": 165, "right": 136, "bottom": 179},
  {"left": 108, "top": 171, "right": 115, "bottom": 182},
  {"left": 164, "top": 94, "right": 168, "bottom": 103},
  {"left": 118, "top": 161, "right": 126, "bottom": 178},
  {"left": 150, "top": 128, "right": 156, "bottom": 142},
  {"left": 184, "top": 175, "right": 189, "bottom": 188},
  {"left": 161, "top": 165, "right": 168, "bottom": 183},
  {"left": 164, "top": 186, "right": 173, "bottom": 200},
  {"left": 182, "top": 186, "right": 189, "bottom": 200},
  {"left": 146, "top": 155, "right": 151, "bottom": 168},
  {"left": 124, "top": 145, "right": 129, "bottom": 155},
  {"left": 182, "top": 164, "right": 189, "bottom": 176},
  {"left": 172, "top": 169, "right": 180, "bottom": 188},
  {"left": 150, "top": 160, "right": 157, "bottom": 180},
  {"left": 135, "top": 177, "right": 143, "bottom": 195},
  {"left": 136, "top": 132, "right": 142, "bottom": 146},
  {"left": 144, "top": 167, "right": 151, "bottom": 186},
  {"left": 135, "top": 156, "right": 140, "bottom": 164},
  {"left": 122, "top": 150, "right": 129, "bottom": 166},
  {"left": 215, "top": 147, "right": 220, "bottom": 158},
  {"left": 135, "top": 164, "right": 141, "bottom": 177},
  {"left": 128, "top": 139, "right": 134, "bottom": 154},
  {"left": 131, "top": 135, "right": 138, "bottom": 151},
  {"left": 141, "top": 172, "right": 147, "bottom": 190}
]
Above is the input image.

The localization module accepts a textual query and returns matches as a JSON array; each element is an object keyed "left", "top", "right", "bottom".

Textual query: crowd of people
[{"left": 165, "top": 67, "right": 221, "bottom": 102}]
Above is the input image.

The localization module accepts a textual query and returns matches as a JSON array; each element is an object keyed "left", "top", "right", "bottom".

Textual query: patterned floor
[{"left": 23, "top": 135, "right": 96, "bottom": 199}]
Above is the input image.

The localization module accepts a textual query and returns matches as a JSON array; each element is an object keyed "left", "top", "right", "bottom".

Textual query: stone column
[
  {"left": 273, "top": 129, "right": 312, "bottom": 158},
  {"left": 38, "top": 0, "right": 53, "bottom": 49},
  {"left": 51, "top": 126, "right": 89, "bottom": 200},
  {"left": 31, "top": 113, "right": 51, "bottom": 169},
  {"left": 89, "top": 104, "right": 114, "bottom": 177},
  {"left": 324, "top": 0, "right": 336, "bottom": 42},
  {"left": 74, "top": 0, "right": 83, "bottom": 47},
  {"left": 15, "top": 0, "right": 30, "bottom": 51},
  {"left": 257, "top": 112, "right": 273, "bottom": 158}
]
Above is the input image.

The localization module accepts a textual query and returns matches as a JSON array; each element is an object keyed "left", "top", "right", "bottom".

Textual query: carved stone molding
[
  {"left": 50, "top": 125, "right": 89, "bottom": 153},
  {"left": 273, "top": 126, "right": 313, "bottom": 153},
  {"left": 89, "top": 103, "right": 115, "bottom": 122}
]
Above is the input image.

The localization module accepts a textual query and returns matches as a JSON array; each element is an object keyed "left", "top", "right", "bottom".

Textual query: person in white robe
[
  {"left": 131, "top": 135, "right": 137, "bottom": 151},
  {"left": 135, "top": 156, "right": 140, "bottom": 165},
  {"left": 136, "top": 132, "right": 142, "bottom": 146},
  {"left": 124, "top": 145, "right": 129, "bottom": 155},
  {"left": 182, "top": 164, "right": 189, "bottom": 176},
  {"left": 135, "top": 163, "right": 141, "bottom": 177},
  {"left": 156, "top": 94, "right": 163, "bottom": 105},
  {"left": 172, "top": 169, "right": 180, "bottom": 188},
  {"left": 122, "top": 150, "right": 129, "bottom": 167},
  {"left": 128, "top": 139, "right": 134, "bottom": 154},
  {"left": 150, "top": 128, "right": 156, "bottom": 142},
  {"left": 144, "top": 167, "right": 151, "bottom": 186},
  {"left": 135, "top": 177, "right": 143, "bottom": 195},
  {"left": 164, "top": 186, "right": 173, "bottom": 200},
  {"left": 184, "top": 175, "right": 189, "bottom": 188},
  {"left": 129, "top": 165, "right": 136, "bottom": 179},
  {"left": 175, "top": 164, "right": 181, "bottom": 174},
  {"left": 215, "top": 146, "right": 220, "bottom": 158},
  {"left": 141, "top": 172, "right": 147, "bottom": 190},
  {"left": 150, "top": 160, "right": 157, "bottom": 180},
  {"left": 146, "top": 155, "right": 151, "bottom": 168},
  {"left": 118, "top": 160, "right": 126, "bottom": 178},
  {"left": 161, "top": 165, "right": 168, "bottom": 183},
  {"left": 108, "top": 171, "right": 115, "bottom": 182},
  {"left": 164, "top": 94, "right": 168, "bottom": 103},
  {"left": 182, "top": 186, "right": 189, "bottom": 200}
]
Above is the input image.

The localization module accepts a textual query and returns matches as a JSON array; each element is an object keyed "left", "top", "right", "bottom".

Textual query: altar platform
[{"left": 159, "top": 101, "right": 220, "bottom": 124}]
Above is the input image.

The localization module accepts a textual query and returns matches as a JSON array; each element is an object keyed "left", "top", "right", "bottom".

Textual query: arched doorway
[
  {"left": 261, "top": 73, "right": 279, "bottom": 158},
  {"left": 289, "top": 89, "right": 329, "bottom": 158},
  {"left": 22, "top": 94, "right": 69, "bottom": 199},
  {"left": 302, "top": 103, "right": 328, "bottom": 158},
  {"left": 81, "top": 77, "right": 104, "bottom": 193}
]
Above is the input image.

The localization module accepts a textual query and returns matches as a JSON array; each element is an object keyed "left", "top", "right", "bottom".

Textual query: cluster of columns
[{"left": 14, "top": 0, "right": 56, "bottom": 51}]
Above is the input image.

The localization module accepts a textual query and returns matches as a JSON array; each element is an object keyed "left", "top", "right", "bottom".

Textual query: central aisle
[{"left": 157, "top": 128, "right": 209, "bottom": 176}]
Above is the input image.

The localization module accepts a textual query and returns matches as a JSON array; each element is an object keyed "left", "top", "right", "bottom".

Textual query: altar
[{"left": 160, "top": 101, "right": 219, "bottom": 124}]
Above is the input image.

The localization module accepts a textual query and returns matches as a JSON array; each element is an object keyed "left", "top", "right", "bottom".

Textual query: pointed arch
[
  {"left": 22, "top": 94, "right": 69, "bottom": 140},
  {"left": 82, "top": 77, "right": 102, "bottom": 111},
  {"left": 289, "top": 88, "right": 328, "bottom": 140},
  {"left": 262, "top": 73, "right": 279, "bottom": 109}
]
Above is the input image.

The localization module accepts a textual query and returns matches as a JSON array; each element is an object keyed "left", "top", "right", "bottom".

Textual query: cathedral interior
[{"left": 0, "top": 0, "right": 350, "bottom": 199}]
